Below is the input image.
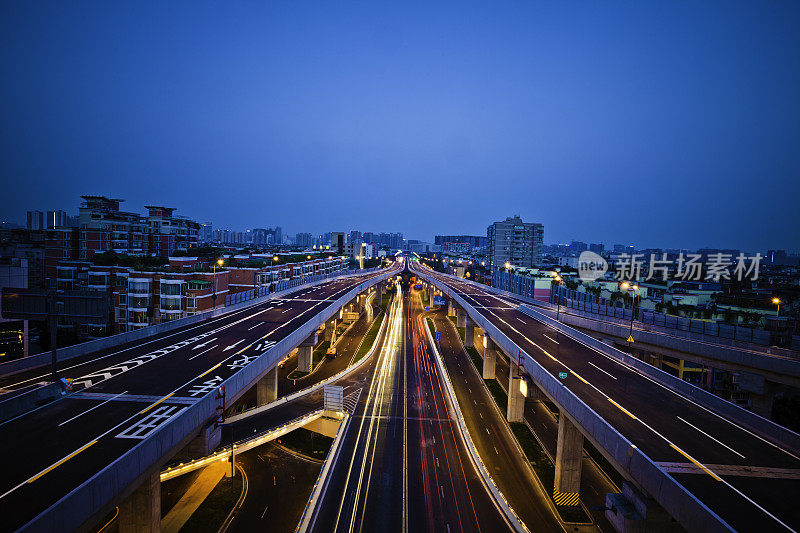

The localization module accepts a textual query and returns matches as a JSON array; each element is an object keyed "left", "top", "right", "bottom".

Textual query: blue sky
[{"left": 1, "top": 1, "right": 798, "bottom": 251}]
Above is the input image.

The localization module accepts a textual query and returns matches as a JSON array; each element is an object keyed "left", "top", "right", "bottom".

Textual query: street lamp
[
  {"left": 212, "top": 258, "right": 224, "bottom": 308},
  {"left": 773, "top": 297, "right": 781, "bottom": 318},
  {"left": 553, "top": 274, "right": 562, "bottom": 322},
  {"left": 620, "top": 281, "right": 639, "bottom": 341}
]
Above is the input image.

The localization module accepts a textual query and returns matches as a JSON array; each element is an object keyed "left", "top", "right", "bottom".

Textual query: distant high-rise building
[
  {"left": 26, "top": 211, "right": 44, "bottom": 231},
  {"left": 589, "top": 243, "right": 604, "bottom": 254},
  {"left": 435, "top": 235, "right": 488, "bottom": 251},
  {"left": 330, "top": 232, "right": 347, "bottom": 253},
  {"left": 487, "top": 215, "right": 544, "bottom": 269},
  {"left": 570, "top": 240, "right": 588, "bottom": 253},
  {"left": 46, "top": 210, "right": 68, "bottom": 229},
  {"left": 296, "top": 232, "right": 313, "bottom": 248},
  {"left": 199, "top": 222, "right": 213, "bottom": 242}
]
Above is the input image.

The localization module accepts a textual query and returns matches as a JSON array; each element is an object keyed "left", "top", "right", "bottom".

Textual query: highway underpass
[
  {"left": 0, "top": 264, "right": 398, "bottom": 532},
  {"left": 412, "top": 260, "right": 800, "bottom": 532}
]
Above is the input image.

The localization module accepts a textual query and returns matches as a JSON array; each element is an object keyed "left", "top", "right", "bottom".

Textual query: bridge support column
[
  {"left": 297, "top": 332, "right": 319, "bottom": 373},
  {"left": 507, "top": 362, "right": 525, "bottom": 422},
  {"left": 457, "top": 309, "right": 466, "bottom": 328},
  {"left": 376, "top": 283, "right": 383, "bottom": 306},
  {"left": 184, "top": 423, "right": 222, "bottom": 459},
  {"left": 119, "top": 473, "right": 160, "bottom": 533},
  {"left": 554, "top": 414, "right": 583, "bottom": 505},
  {"left": 324, "top": 318, "right": 337, "bottom": 342},
  {"left": 448, "top": 300, "right": 456, "bottom": 317},
  {"left": 464, "top": 316, "right": 475, "bottom": 347},
  {"left": 256, "top": 367, "right": 278, "bottom": 405},
  {"left": 483, "top": 335, "right": 498, "bottom": 379},
  {"left": 750, "top": 380, "right": 779, "bottom": 418}
]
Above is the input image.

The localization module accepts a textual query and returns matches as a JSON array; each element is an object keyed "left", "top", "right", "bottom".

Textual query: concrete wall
[
  {"left": 21, "top": 268, "right": 395, "bottom": 533},
  {"left": 0, "top": 381, "right": 63, "bottom": 422},
  {"left": 419, "top": 270, "right": 734, "bottom": 532}
]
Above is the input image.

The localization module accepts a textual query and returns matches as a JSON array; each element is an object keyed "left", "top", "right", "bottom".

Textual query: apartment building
[
  {"left": 487, "top": 215, "right": 544, "bottom": 269},
  {"left": 42, "top": 196, "right": 200, "bottom": 288}
]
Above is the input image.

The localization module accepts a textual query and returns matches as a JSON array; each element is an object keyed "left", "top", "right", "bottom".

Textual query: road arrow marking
[
  {"left": 193, "top": 338, "right": 218, "bottom": 349},
  {"left": 224, "top": 340, "right": 245, "bottom": 351}
]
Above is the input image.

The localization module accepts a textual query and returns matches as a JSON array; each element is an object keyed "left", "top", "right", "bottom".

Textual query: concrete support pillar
[
  {"left": 464, "top": 316, "right": 475, "bottom": 347},
  {"left": 750, "top": 381, "right": 779, "bottom": 419},
  {"left": 507, "top": 361, "right": 525, "bottom": 422},
  {"left": 256, "top": 367, "right": 278, "bottom": 405},
  {"left": 184, "top": 423, "right": 222, "bottom": 459},
  {"left": 448, "top": 300, "right": 456, "bottom": 317},
  {"left": 324, "top": 318, "right": 337, "bottom": 342},
  {"left": 376, "top": 283, "right": 383, "bottom": 305},
  {"left": 554, "top": 414, "right": 584, "bottom": 500},
  {"left": 119, "top": 473, "right": 160, "bottom": 533},
  {"left": 297, "top": 332, "right": 318, "bottom": 373},
  {"left": 483, "top": 335, "right": 498, "bottom": 380},
  {"left": 457, "top": 309, "right": 466, "bottom": 328}
]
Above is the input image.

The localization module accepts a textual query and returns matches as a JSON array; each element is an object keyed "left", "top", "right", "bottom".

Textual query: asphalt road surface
[
  {"left": 413, "top": 262, "right": 800, "bottom": 532},
  {"left": 0, "top": 267, "right": 397, "bottom": 532},
  {"left": 310, "top": 279, "right": 512, "bottom": 533}
]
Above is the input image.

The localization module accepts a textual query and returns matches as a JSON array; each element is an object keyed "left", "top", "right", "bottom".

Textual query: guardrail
[
  {"left": 296, "top": 412, "right": 352, "bottom": 533},
  {"left": 160, "top": 409, "right": 328, "bottom": 481},
  {"left": 21, "top": 267, "right": 396, "bottom": 532},
  {"left": 423, "top": 317, "right": 529, "bottom": 533},
  {"left": 519, "top": 304, "right": 800, "bottom": 454},
  {"left": 416, "top": 268, "right": 734, "bottom": 532},
  {"left": 0, "top": 268, "right": 387, "bottom": 377},
  {"left": 226, "top": 294, "right": 391, "bottom": 424}
]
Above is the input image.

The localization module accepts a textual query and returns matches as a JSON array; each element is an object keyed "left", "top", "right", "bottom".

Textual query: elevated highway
[
  {"left": 0, "top": 264, "right": 399, "bottom": 532},
  {"left": 412, "top": 261, "right": 800, "bottom": 532}
]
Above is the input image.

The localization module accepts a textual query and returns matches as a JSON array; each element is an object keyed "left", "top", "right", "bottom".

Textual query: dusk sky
[{"left": 1, "top": 2, "right": 798, "bottom": 252}]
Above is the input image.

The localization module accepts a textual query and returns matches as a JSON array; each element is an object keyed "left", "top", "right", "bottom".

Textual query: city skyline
[
  {"left": 2, "top": 2, "right": 799, "bottom": 252},
  {"left": 7, "top": 207, "right": 798, "bottom": 256}
]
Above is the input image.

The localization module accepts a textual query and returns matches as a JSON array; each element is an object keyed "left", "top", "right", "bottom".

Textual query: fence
[
  {"left": 550, "top": 287, "right": 776, "bottom": 346},
  {"left": 224, "top": 267, "right": 381, "bottom": 307}
]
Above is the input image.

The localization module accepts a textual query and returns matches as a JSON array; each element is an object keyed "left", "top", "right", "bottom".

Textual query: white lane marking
[
  {"left": 224, "top": 340, "right": 245, "bottom": 351},
  {"left": 516, "top": 317, "right": 525, "bottom": 323},
  {"left": 588, "top": 361, "right": 617, "bottom": 380},
  {"left": 247, "top": 323, "right": 262, "bottom": 331},
  {"left": 543, "top": 334, "right": 559, "bottom": 344},
  {"left": 188, "top": 345, "right": 217, "bottom": 361},
  {"left": 58, "top": 391, "right": 128, "bottom": 426},
  {"left": 677, "top": 416, "right": 746, "bottom": 459},
  {"left": 193, "top": 337, "right": 217, "bottom": 349}
]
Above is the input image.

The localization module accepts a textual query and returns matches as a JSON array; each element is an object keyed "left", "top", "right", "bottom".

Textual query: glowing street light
[
  {"left": 212, "top": 258, "right": 224, "bottom": 309},
  {"left": 273, "top": 255, "right": 279, "bottom": 262},
  {"left": 773, "top": 297, "right": 782, "bottom": 318}
]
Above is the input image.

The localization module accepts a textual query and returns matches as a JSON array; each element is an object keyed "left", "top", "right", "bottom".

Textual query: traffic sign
[
  {"left": 558, "top": 372, "right": 568, "bottom": 380},
  {"left": 425, "top": 306, "right": 430, "bottom": 312},
  {"left": 435, "top": 331, "right": 441, "bottom": 342},
  {"left": 626, "top": 335, "right": 635, "bottom": 343}
]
